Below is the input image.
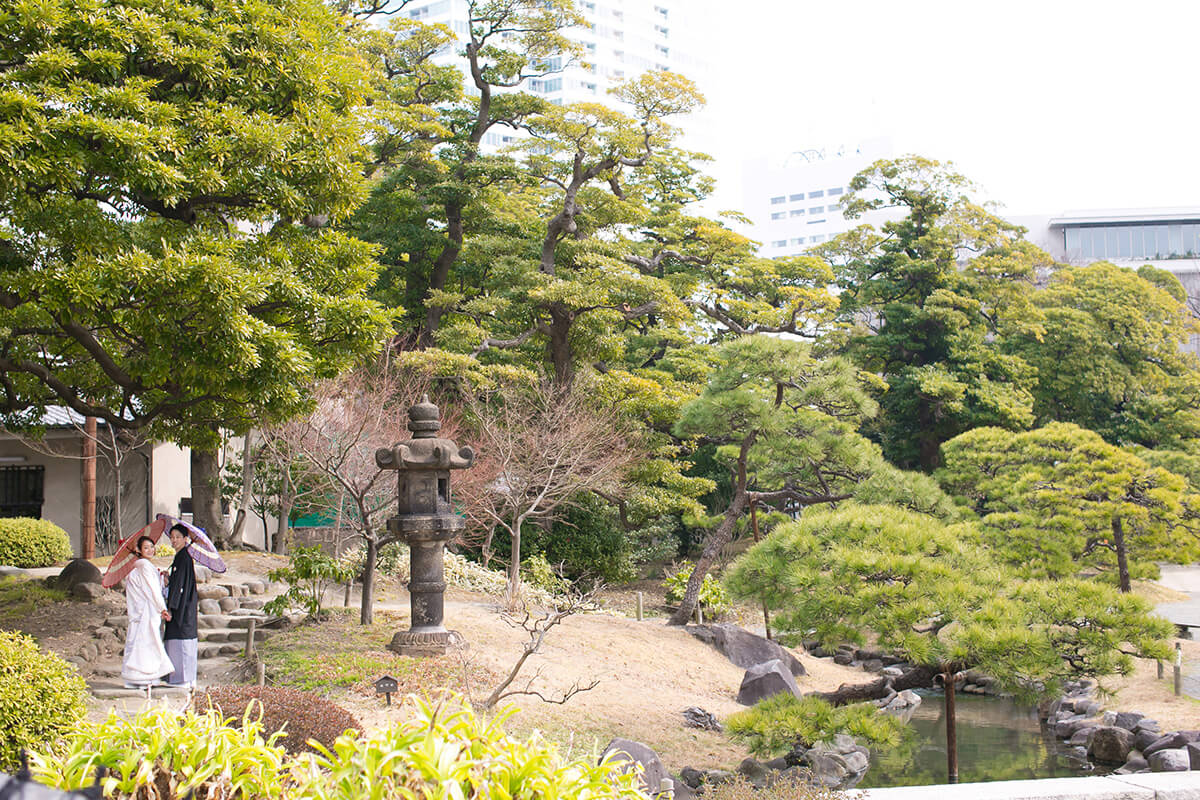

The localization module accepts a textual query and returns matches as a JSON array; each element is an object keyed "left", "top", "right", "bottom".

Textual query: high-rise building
[
  {"left": 740, "top": 138, "right": 895, "bottom": 257},
  {"left": 400, "top": 0, "right": 708, "bottom": 151}
]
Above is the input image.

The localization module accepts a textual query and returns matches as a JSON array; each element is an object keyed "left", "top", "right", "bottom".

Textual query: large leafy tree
[
  {"left": 820, "top": 157, "right": 1047, "bottom": 470},
  {"left": 666, "top": 336, "right": 954, "bottom": 626},
  {"left": 938, "top": 422, "right": 1200, "bottom": 591},
  {"left": 0, "top": 0, "right": 392, "bottom": 538},
  {"left": 1006, "top": 261, "right": 1200, "bottom": 448},
  {"left": 726, "top": 504, "right": 1172, "bottom": 783}
]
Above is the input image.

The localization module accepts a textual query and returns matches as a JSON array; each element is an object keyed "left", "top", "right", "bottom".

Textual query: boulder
[
  {"left": 198, "top": 599, "right": 222, "bottom": 616},
  {"left": 601, "top": 739, "right": 667, "bottom": 796},
  {"left": 55, "top": 558, "right": 102, "bottom": 590},
  {"left": 198, "top": 584, "right": 228, "bottom": 601},
  {"left": 1186, "top": 741, "right": 1200, "bottom": 770},
  {"left": 1134, "top": 729, "right": 1161, "bottom": 753},
  {"left": 802, "top": 735, "right": 870, "bottom": 790},
  {"left": 735, "top": 758, "right": 770, "bottom": 788},
  {"left": 682, "top": 707, "right": 722, "bottom": 732},
  {"left": 736, "top": 659, "right": 800, "bottom": 706},
  {"left": 218, "top": 596, "right": 239, "bottom": 612},
  {"left": 1143, "top": 731, "right": 1200, "bottom": 757},
  {"left": 1061, "top": 745, "right": 1088, "bottom": 763},
  {"left": 1076, "top": 700, "right": 1102, "bottom": 717},
  {"left": 246, "top": 580, "right": 266, "bottom": 595},
  {"left": 1089, "top": 726, "right": 1135, "bottom": 764},
  {"left": 884, "top": 689, "right": 922, "bottom": 712},
  {"left": 72, "top": 582, "right": 106, "bottom": 601},
  {"left": 679, "top": 767, "right": 704, "bottom": 790},
  {"left": 863, "top": 659, "right": 884, "bottom": 673},
  {"left": 685, "top": 623, "right": 806, "bottom": 676},
  {"left": 1115, "top": 753, "right": 1148, "bottom": 774},
  {"left": 0, "top": 566, "right": 27, "bottom": 577},
  {"left": 1134, "top": 718, "right": 1161, "bottom": 733},
  {"left": 1114, "top": 711, "right": 1145, "bottom": 731},
  {"left": 1056, "top": 715, "right": 1098, "bottom": 738},
  {"left": 194, "top": 565, "right": 212, "bottom": 584},
  {"left": 1069, "top": 726, "right": 1098, "bottom": 747},
  {"left": 832, "top": 652, "right": 854, "bottom": 666},
  {"left": 1148, "top": 748, "right": 1191, "bottom": 772}
]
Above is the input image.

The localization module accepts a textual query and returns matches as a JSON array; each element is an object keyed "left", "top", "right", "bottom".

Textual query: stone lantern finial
[{"left": 407, "top": 395, "right": 441, "bottom": 438}]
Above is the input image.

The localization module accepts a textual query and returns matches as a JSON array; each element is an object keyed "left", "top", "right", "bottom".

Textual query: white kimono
[{"left": 121, "top": 558, "right": 175, "bottom": 686}]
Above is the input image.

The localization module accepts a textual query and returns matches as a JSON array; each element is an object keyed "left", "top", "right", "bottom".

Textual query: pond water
[{"left": 857, "top": 691, "right": 1111, "bottom": 788}]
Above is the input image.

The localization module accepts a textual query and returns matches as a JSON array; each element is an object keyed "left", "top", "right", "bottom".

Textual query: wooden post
[
  {"left": 344, "top": 580, "right": 352, "bottom": 607},
  {"left": 1158, "top": 659, "right": 1164, "bottom": 679},
  {"left": 749, "top": 500, "right": 771, "bottom": 640},
  {"left": 256, "top": 661, "right": 266, "bottom": 687},
  {"left": 945, "top": 669, "right": 958, "bottom": 784},
  {"left": 636, "top": 591, "right": 643, "bottom": 622},
  {"left": 81, "top": 416, "right": 97, "bottom": 559},
  {"left": 1175, "top": 642, "right": 1183, "bottom": 697},
  {"left": 244, "top": 619, "right": 256, "bottom": 659},
  {"left": 694, "top": 603, "right": 703, "bottom": 625}
]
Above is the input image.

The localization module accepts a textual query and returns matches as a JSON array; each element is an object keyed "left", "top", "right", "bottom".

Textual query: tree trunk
[
  {"left": 547, "top": 310, "right": 574, "bottom": 386},
  {"left": 229, "top": 430, "right": 256, "bottom": 548},
  {"left": 81, "top": 416, "right": 96, "bottom": 558},
  {"left": 274, "top": 471, "right": 293, "bottom": 554},
  {"left": 944, "top": 668, "right": 959, "bottom": 784},
  {"left": 191, "top": 447, "right": 229, "bottom": 544},
  {"left": 669, "top": 489, "right": 748, "bottom": 625},
  {"left": 808, "top": 664, "right": 939, "bottom": 705},
  {"left": 1112, "top": 515, "right": 1131, "bottom": 593},
  {"left": 360, "top": 533, "right": 376, "bottom": 625},
  {"left": 505, "top": 520, "right": 522, "bottom": 608}
]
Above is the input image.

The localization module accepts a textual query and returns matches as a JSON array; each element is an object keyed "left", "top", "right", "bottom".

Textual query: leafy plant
[
  {"left": 0, "top": 518, "right": 72, "bottom": 568},
  {"left": 705, "top": 774, "right": 853, "bottom": 800},
  {"left": 265, "top": 546, "right": 356, "bottom": 620},
  {"left": 522, "top": 553, "right": 569, "bottom": 595},
  {"left": 289, "top": 695, "right": 647, "bottom": 800},
  {"left": 726, "top": 693, "right": 907, "bottom": 757},
  {"left": 0, "top": 631, "right": 87, "bottom": 772},
  {"left": 31, "top": 706, "right": 289, "bottom": 800},
  {"left": 665, "top": 561, "right": 730, "bottom": 617},
  {"left": 0, "top": 577, "right": 66, "bottom": 623},
  {"left": 195, "top": 687, "right": 362, "bottom": 755}
]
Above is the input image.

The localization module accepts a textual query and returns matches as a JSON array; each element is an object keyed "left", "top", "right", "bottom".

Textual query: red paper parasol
[{"left": 101, "top": 517, "right": 168, "bottom": 588}]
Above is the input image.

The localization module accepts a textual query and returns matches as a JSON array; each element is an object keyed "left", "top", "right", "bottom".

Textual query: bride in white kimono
[{"left": 121, "top": 536, "right": 175, "bottom": 688}]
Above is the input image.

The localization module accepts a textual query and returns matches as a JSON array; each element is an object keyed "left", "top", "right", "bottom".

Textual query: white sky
[{"left": 682, "top": 0, "right": 1200, "bottom": 216}]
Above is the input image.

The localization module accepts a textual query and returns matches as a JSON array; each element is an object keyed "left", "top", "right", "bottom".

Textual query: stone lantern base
[{"left": 388, "top": 629, "right": 462, "bottom": 657}]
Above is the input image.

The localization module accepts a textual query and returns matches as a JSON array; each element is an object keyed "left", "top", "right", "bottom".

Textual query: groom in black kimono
[{"left": 164, "top": 523, "right": 199, "bottom": 689}]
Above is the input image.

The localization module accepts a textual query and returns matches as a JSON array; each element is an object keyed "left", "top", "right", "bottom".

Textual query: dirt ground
[{"left": 5, "top": 552, "right": 1200, "bottom": 773}]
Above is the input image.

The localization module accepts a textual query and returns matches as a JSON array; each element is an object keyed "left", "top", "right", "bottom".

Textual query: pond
[{"left": 857, "top": 691, "right": 1111, "bottom": 788}]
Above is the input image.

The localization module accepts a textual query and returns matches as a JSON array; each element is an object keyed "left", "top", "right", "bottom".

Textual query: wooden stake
[
  {"left": 1175, "top": 642, "right": 1183, "bottom": 697},
  {"left": 256, "top": 661, "right": 266, "bottom": 687},
  {"left": 750, "top": 500, "right": 771, "bottom": 640},
  {"left": 636, "top": 591, "right": 643, "bottom": 621},
  {"left": 244, "top": 619, "right": 256, "bottom": 659}
]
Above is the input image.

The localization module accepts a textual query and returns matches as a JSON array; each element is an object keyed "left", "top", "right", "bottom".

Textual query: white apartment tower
[
  {"left": 402, "top": 0, "right": 707, "bottom": 149},
  {"left": 742, "top": 138, "right": 895, "bottom": 257}
]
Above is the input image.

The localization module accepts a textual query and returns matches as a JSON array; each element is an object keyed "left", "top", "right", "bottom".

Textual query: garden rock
[
  {"left": 1134, "top": 729, "right": 1161, "bottom": 752},
  {"left": 1186, "top": 742, "right": 1200, "bottom": 769},
  {"left": 863, "top": 658, "right": 884, "bottom": 673},
  {"left": 56, "top": 558, "right": 102, "bottom": 590},
  {"left": 1069, "top": 727, "right": 1097, "bottom": 747},
  {"left": 682, "top": 706, "right": 722, "bottom": 732},
  {"left": 801, "top": 735, "right": 870, "bottom": 789},
  {"left": 0, "top": 565, "right": 26, "bottom": 577},
  {"left": 199, "top": 585, "right": 228, "bottom": 601},
  {"left": 601, "top": 738, "right": 667, "bottom": 795},
  {"left": 199, "top": 599, "right": 222, "bottom": 616},
  {"left": 246, "top": 580, "right": 266, "bottom": 594},
  {"left": 884, "top": 689, "right": 921, "bottom": 712},
  {"left": 685, "top": 623, "right": 806, "bottom": 676},
  {"left": 1089, "top": 726, "right": 1135, "bottom": 763},
  {"left": 679, "top": 767, "right": 704, "bottom": 790},
  {"left": 218, "top": 596, "right": 239, "bottom": 612},
  {"left": 1148, "top": 748, "right": 1190, "bottom": 772},
  {"left": 832, "top": 652, "right": 854, "bottom": 666},
  {"left": 735, "top": 758, "right": 770, "bottom": 788},
  {"left": 1143, "top": 731, "right": 1200, "bottom": 757},
  {"left": 1116, "top": 753, "right": 1148, "bottom": 774},
  {"left": 195, "top": 565, "right": 212, "bottom": 584},
  {"left": 1114, "top": 711, "right": 1145, "bottom": 731},
  {"left": 736, "top": 659, "right": 800, "bottom": 706},
  {"left": 72, "top": 581, "right": 105, "bottom": 601}
]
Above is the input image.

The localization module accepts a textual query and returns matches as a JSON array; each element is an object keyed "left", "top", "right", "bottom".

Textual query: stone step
[{"left": 198, "top": 627, "right": 277, "bottom": 644}]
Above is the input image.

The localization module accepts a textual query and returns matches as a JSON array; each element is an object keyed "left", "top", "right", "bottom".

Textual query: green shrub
[
  {"left": 704, "top": 774, "right": 851, "bottom": 800},
  {"left": 31, "top": 705, "right": 290, "bottom": 800},
  {"left": 522, "top": 553, "right": 569, "bottom": 595},
  {"left": 0, "top": 518, "right": 72, "bottom": 568},
  {"left": 0, "top": 631, "right": 87, "bottom": 772},
  {"left": 196, "top": 686, "right": 363, "bottom": 755},
  {"left": 291, "top": 695, "right": 647, "bottom": 800},
  {"left": 726, "top": 693, "right": 906, "bottom": 757},
  {"left": 665, "top": 561, "right": 731, "bottom": 617},
  {"left": 265, "top": 546, "right": 356, "bottom": 620}
]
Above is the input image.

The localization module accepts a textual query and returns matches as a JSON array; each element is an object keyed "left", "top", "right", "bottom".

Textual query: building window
[
  {"left": 770, "top": 212, "right": 785, "bottom": 220},
  {"left": 655, "top": 44, "right": 668, "bottom": 56},
  {"left": 807, "top": 218, "right": 824, "bottom": 224},
  {"left": 791, "top": 237, "right": 805, "bottom": 245},
  {"left": 581, "top": 81, "right": 597, "bottom": 93},
  {"left": 655, "top": 24, "right": 669, "bottom": 35},
  {"left": 773, "top": 240, "right": 787, "bottom": 248},
  {"left": 0, "top": 466, "right": 44, "bottom": 518},
  {"left": 770, "top": 196, "right": 785, "bottom": 205},
  {"left": 827, "top": 187, "right": 844, "bottom": 196},
  {"left": 530, "top": 77, "right": 562, "bottom": 93},
  {"left": 789, "top": 193, "right": 804, "bottom": 202},
  {"left": 1064, "top": 223, "right": 1200, "bottom": 260},
  {"left": 654, "top": 4, "right": 668, "bottom": 17},
  {"left": 808, "top": 190, "right": 824, "bottom": 198},
  {"left": 613, "top": 49, "right": 624, "bottom": 60},
  {"left": 809, "top": 206, "right": 823, "bottom": 214},
  {"left": 790, "top": 209, "right": 804, "bottom": 217},
  {"left": 810, "top": 235, "right": 825, "bottom": 243}
]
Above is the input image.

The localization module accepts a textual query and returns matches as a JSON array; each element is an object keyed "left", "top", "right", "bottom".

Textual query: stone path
[{"left": 1153, "top": 564, "right": 1200, "bottom": 700}]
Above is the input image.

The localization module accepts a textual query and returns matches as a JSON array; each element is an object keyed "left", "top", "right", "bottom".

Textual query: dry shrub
[{"left": 196, "top": 686, "right": 362, "bottom": 755}]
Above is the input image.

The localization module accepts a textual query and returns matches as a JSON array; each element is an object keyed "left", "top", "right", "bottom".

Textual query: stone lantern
[{"left": 376, "top": 395, "right": 474, "bottom": 656}]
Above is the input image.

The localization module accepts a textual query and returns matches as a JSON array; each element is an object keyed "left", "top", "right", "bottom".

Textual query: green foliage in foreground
[
  {"left": 33, "top": 696, "right": 647, "bottom": 799},
  {"left": 0, "top": 518, "right": 72, "bottom": 568},
  {"left": 726, "top": 694, "right": 907, "bottom": 757},
  {"left": 0, "top": 631, "right": 87, "bottom": 773}
]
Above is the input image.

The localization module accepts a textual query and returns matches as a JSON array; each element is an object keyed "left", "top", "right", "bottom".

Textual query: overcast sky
[{"left": 683, "top": 0, "right": 1200, "bottom": 216}]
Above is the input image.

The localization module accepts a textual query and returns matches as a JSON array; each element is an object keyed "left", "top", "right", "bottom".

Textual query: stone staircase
[{"left": 86, "top": 579, "right": 283, "bottom": 699}]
